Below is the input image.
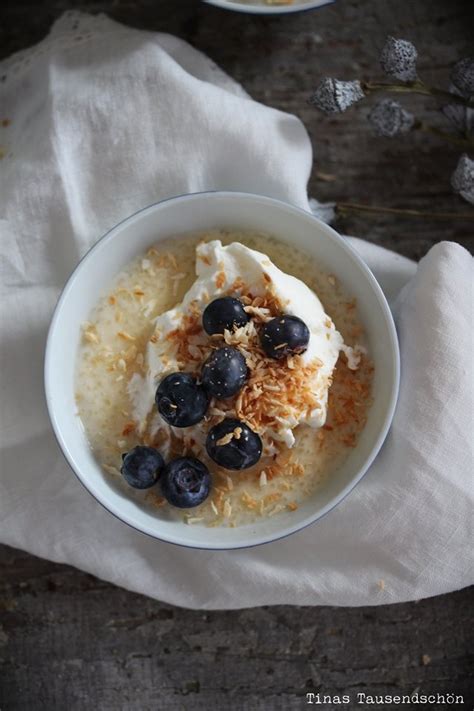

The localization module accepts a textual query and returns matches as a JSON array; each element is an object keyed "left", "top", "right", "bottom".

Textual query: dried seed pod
[
  {"left": 380, "top": 36, "right": 418, "bottom": 82},
  {"left": 309, "top": 78, "right": 365, "bottom": 114},
  {"left": 368, "top": 99, "right": 415, "bottom": 137},
  {"left": 442, "top": 102, "right": 473, "bottom": 135},
  {"left": 450, "top": 58, "right": 474, "bottom": 98},
  {"left": 451, "top": 154, "right": 474, "bottom": 205}
]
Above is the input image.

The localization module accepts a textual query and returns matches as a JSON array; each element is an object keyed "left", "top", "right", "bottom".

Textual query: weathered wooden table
[{"left": 0, "top": 1, "right": 472, "bottom": 709}]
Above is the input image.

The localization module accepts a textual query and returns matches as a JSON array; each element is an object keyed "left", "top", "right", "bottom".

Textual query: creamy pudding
[{"left": 76, "top": 231, "right": 373, "bottom": 527}]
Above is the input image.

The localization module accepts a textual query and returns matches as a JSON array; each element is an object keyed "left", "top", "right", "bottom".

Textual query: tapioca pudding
[{"left": 76, "top": 230, "right": 373, "bottom": 527}]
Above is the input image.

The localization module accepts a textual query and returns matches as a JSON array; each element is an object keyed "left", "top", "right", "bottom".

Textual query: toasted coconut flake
[
  {"left": 168, "top": 253, "right": 178, "bottom": 269},
  {"left": 84, "top": 331, "right": 100, "bottom": 345},
  {"left": 216, "top": 432, "right": 233, "bottom": 446},
  {"left": 231, "top": 276, "right": 247, "bottom": 293},
  {"left": 188, "top": 344, "right": 203, "bottom": 360},
  {"left": 103, "top": 464, "right": 120, "bottom": 476},
  {"left": 209, "top": 407, "right": 226, "bottom": 417},
  {"left": 143, "top": 300, "right": 157, "bottom": 318},
  {"left": 241, "top": 491, "right": 257, "bottom": 510},
  {"left": 263, "top": 383, "right": 281, "bottom": 392},
  {"left": 83, "top": 329, "right": 100, "bottom": 344},
  {"left": 287, "top": 501, "right": 298, "bottom": 511},
  {"left": 341, "top": 433, "right": 356, "bottom": 447},
  {"left": 145, "top": 492, "right": 166, "bottom": 508},
  {"left": 215, "top": 271, "right": 226, "bottom": 289},
  {"left": 223, "top": 500, "right": 232, "bottom": 519},
  {"left": 259, "top": 471, "right": 267, "bottom": 487},
  {"left": 291, "top": 462, "right": 305, "bottom": 477},
  {"left": 264, "top": 492, "right": 282, "bottom": 506},
  {"left": 122, "top": 422, "right": 135, "bottom": 436},
  {"left": 268, "top": 504, "right": 284, "bottom": 517},
  {"left": 117, "top": 331, "right": 136, "bottom": 342},
  {"left": 210, "top": 500, "right": 219, "bottom": 516}
]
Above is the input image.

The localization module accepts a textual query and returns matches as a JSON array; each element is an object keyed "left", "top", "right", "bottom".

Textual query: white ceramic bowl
[
  {"left": 204, "top": 0, "right": 334, "bottom": 15},
  {"left": 45, "top": 192, "right": 399, "bottom": 549}
]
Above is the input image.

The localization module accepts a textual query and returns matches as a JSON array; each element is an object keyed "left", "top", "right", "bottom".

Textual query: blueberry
[
  {"left": 206, "top": 418, "right": 262, "bottom": 470},
  {"left": 201, "top": 346, "right": 248, "bottom": 399},
  {"left": 202, "top": 296, "right": 249, "bottom": 336},
  {"left": 160, "top": 457, "right": 211, "bottom": 508},
  {"left": 260, "top": 314, "right": 310, "bottom": 359},
  {"left": 120, "top": 445, "right": 164, "bottom": 489},
  {"left": 156, "top": 372, "right": 209, "bottom": 427}
]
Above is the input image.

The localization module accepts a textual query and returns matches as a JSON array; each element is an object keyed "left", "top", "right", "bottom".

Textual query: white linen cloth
[{"left": 0, "top": 12, "right": 472, "bottom": 608}]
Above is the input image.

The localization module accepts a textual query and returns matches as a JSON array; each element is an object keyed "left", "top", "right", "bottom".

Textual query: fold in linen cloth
[{"left": 0, "top": 12, "right": 472, "bottom": 608}]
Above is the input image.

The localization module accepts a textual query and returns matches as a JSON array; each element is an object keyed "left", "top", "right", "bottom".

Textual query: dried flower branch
[
  {"left": 414, "top": 122, "right": 474, "bottom": 149},
  {"left": 309, "top": 36, "right": 474, "bottom": 206},
  {"left": 361, "top": 80, "right": 473, "bottom": 107},
  {"left": 335, "top": 202, "right": 474, "bottom": 221}
]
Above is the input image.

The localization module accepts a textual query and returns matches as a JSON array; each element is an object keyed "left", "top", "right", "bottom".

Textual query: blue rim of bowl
[
  {"left": 203, "top": 0, "right": 335, "bottom": 15},
  {"left": 44, "top": 190, "right": 400, "bottom": 550}
]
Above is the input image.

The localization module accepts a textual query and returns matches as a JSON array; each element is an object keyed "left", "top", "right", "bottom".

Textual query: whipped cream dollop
[{"left": 129, "top": 240, "right": 356, "bottom": 450}]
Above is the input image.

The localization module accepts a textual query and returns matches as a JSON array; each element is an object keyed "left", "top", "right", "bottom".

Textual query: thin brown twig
[
  {"left": 336, "top": 202, "right": 474, "bottom": 221},
  {"left": 413, "top": 120, "right": 474, "bottom": 148},
  {"left": 361, "top": 80, "right": 474, "bottom": 108}
]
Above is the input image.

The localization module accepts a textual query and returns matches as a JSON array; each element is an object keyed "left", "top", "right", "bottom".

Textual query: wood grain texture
[
  {"left": 0, "top": 545, "right": 473, "bottom": 711},
  {"left": 0, "top": 1, "right": 473, "bottom": 708},
  {"left": 1, "top": 0, "right": 473, "bottom": 258}
]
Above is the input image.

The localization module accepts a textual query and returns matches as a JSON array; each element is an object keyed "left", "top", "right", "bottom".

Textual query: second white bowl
[{"left": 203, "top": 0, "right": 334, "bottom": 15}]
